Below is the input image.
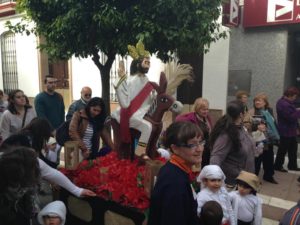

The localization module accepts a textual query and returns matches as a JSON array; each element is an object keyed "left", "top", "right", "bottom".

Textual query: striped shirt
[{"left": 82, "top": 123, "right": 93, "bottom": 150}]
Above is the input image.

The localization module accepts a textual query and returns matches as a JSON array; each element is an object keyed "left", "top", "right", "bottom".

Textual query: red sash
[{"left": 120, "top": 82, "right": 154, "bottom": 143}]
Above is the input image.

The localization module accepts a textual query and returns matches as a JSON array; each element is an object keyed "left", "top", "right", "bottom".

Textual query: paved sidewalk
[{"left": 258, "top": 169, "right": 300, "bottom": 224}]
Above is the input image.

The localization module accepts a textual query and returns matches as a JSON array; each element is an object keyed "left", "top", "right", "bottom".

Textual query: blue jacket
[{"left": 66, "top": 98, "right": 87, "bottom": 121}]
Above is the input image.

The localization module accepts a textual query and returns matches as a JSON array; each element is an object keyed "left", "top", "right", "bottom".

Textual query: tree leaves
[{"left": 10, "top": 0, "right": 226, "bottom": 62}]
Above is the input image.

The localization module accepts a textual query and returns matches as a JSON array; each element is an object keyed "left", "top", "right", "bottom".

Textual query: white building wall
[
  {"left": 203, "top": 35, "right": 230, "bottom": 113},
  {"left": 0, "top": 15, "right": 39, "bottom": 97},
  {"left": 15, "top": 33, "right": 39, "bottom": 97},
  {"left": 71, "top": 56, "right": 102, "bottom": 100}
]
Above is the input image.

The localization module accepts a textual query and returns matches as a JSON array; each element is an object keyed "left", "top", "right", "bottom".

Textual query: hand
[
  {"left": 118, "top": 60, "right": 126, "bottom": 77},
  {"left": 82, "top": 150, "right": 90, "bottom": 159},
  {"left": 51, "top": 183, "right": 60, "bottom": 191},
  {"left": 80, "top": 189, "right": 97, "bottom": 197}
]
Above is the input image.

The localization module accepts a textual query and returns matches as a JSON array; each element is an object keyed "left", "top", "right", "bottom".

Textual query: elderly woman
[
  {"left": 148, "top": 121, "right": 204, "bottom": 225},
  {"left": 249, "top": 93, "right": 279, "bottom": 184},
  {"left": 210, "top": 100, "right": 255, "bottom": 188},
  {"left": 176, "top": 97, "right": 213, "bottom": 168}
]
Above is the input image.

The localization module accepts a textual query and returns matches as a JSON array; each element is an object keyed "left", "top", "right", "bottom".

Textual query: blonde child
[
  {"left": 37, "top": 200, "right": 66, "bottom": 225},
  {"left": 229, "top": 171, "right": 262, "bottom": 225},
  {"left": 197, "top": 165, "right": 236, "bottom": 225}
]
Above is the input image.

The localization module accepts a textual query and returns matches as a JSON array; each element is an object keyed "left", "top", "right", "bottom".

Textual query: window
[{"left": 1, "top": 31, "right": 18, "bottom": 94}]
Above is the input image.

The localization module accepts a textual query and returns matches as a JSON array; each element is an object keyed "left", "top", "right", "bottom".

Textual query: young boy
[
  {"left": 197, "top": 165, "right": 236, "bottom": 225},
  {"left": 200, "top": 201, "right": 224, "bottom": 225},
  {"left": 37, "top": 200, "right": 66, "bottom": 225},
  {"left": 229, "top": 171, "right": 262, "bottom": 225}
]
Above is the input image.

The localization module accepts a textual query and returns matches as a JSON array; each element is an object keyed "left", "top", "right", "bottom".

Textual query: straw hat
[{"left": 236, "top": 171, "right": 260, "bottom": 191}]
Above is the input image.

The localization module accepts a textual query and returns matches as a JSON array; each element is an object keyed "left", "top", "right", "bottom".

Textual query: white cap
[
  {"left": 37, "top": 201, "right": 66, "bottom": 225},
  {"left": 197, "top": 165, "right": 226, "bottom": 189},
  {"left": 47, "top": 137, "right": 57, "bottom": 145}
]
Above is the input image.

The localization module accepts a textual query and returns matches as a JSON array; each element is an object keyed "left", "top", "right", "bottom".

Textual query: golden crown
[{"left": 127, "top": 40, "right": 150, "bottom": 60}]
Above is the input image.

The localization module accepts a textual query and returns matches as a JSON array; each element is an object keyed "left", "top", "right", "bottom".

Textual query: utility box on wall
[{"left": 227, "top": 70, "right": 252, "bottom": 97}]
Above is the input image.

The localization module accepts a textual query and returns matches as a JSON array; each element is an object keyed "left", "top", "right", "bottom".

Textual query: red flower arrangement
[{"left": 60, "top": 152, "right": 167, "bottom": 211}]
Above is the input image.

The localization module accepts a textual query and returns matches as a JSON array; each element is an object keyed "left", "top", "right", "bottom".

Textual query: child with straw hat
[{"left": 229, "top": 171, "right": 262, "bottom": 225}]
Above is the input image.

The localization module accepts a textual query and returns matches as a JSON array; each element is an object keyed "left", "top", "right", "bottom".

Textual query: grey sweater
[{"left": 210, "top": 128, "right": 255, "bottom": 185}]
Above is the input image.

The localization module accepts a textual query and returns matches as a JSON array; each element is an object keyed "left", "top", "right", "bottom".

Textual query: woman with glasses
[
  {"left": 0, "top": 89, "right": 36, "bottom": 141},
  {"left": 148, "top": 121, "right": 204, "bottom": 225},
  {"left": 210, "top": 100, "right": 255, "bottom": 188},
  {"left": 69, "top": 97, "right": 114, "bottom": 160}
]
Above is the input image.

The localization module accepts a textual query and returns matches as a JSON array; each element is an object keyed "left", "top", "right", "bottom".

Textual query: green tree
[{"left": 8, "top": 0, "right": 226, "bottom": 113}]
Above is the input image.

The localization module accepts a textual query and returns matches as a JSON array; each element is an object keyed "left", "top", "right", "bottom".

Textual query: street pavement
[{"left": 258, "top": 156, "right": 300, "bottom": 225}]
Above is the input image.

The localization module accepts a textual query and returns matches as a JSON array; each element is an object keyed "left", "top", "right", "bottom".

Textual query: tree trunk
[
  {"left": 91, "top": 50, "right": 116, "bottom": 116},
  {"left": 99, "top": 67, "right": 111, "bottom": 116},
  {"left": 177, "top": 51, "right": 204, "bottom": 104}
]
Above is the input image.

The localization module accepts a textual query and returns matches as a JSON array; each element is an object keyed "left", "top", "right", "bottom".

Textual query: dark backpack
[{"left": 56, "top": 120, "right": 71, "bottom": 146}]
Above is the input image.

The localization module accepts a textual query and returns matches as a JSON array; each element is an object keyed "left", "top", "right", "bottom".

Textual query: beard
[
  {"left": 137, "top": 64, "right": 149, "bottom": 74},
  {"left": 141, "top": 67, "right": 149, "bottom": 74}
]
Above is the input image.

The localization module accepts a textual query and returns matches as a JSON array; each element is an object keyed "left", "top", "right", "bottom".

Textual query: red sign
[
  {"left": 223, "top": 0, "right": 240, "bottom": 27},
  {"left": 244, "top": 0, "right": 300, "bottom": 27}
]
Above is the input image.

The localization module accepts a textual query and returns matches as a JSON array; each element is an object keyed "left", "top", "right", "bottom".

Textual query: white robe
[
  {"left": 197, "top": 187, "right": 236, "bottom": 225},
  {"left": 111, "top": 74, "right": 156, "bottom": 144},
  {"left": 229, "top": 191, "right": 262, "bottom": 225}
]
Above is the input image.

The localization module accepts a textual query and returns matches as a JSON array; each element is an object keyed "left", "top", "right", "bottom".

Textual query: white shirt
[
  {"left": 229, "top": 191, "right": 262, "bottom": 225},
  {"left": 197, "top": 187, "right": 236, "bottom": 225},
  {"left": 38, "top": 158, "right": 82, "bottom": 197},
  {"left": 82, "top": 123, "right": 93, "bottom": 150},
  {"left": 0, "top": 108, "right": 36, "bottom": 140}
]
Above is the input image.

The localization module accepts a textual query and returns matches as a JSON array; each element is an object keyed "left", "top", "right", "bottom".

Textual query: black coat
[{"left": 148, "top": 162, "right": 200, "bottom": 225}]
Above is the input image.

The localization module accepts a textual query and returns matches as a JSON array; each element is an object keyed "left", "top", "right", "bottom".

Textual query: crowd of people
[
  {"left": 0, "top": 41, "right": 300, "bottom": 225},
  {"left": 0, "top": 78, "right": 104, "bottom": 224}
]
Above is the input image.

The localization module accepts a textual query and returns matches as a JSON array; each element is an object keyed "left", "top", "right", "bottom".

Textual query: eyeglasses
[
  {"left": 84, "top": 94, "right": 92, "bottom": 97},
  {"left": 177, "top": 140, "right": 206, "bottom": 149}
]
